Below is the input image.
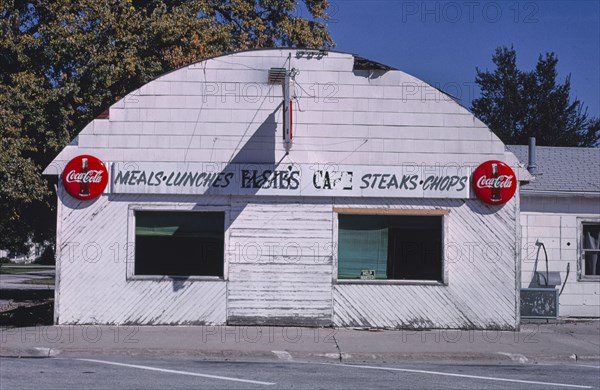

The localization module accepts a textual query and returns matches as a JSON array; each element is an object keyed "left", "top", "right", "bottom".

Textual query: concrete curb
[
  {"left": 0, "top": 347, "right": 61, "bottom": 358},
  {"left": 2, "top": 347, "right": 598, "bottom": 364},
  {"left": 305, "top": 351, "right": 600, "bottom": 364}
]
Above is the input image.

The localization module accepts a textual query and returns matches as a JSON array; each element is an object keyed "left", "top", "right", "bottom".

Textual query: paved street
[
  {"left": 1, "top": 357, "right": 598, "bottom": 390},
  {"left": 1, "top": 276, "right": 598, "bottom": 389}
]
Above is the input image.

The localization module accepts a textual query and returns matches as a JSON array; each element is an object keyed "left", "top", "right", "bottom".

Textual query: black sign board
[{"left": 520, "top": 288, "right": 559, "bottom": 319}]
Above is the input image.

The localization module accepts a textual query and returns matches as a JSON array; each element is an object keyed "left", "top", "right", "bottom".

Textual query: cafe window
[
  {"left": 337, "top": 213, "right": 443, "bottom": 282},
  {"left": 134, "top": 211, "right": 224, "bottom": 277},
  {"left": 581, "top": 222, "right": 600, "bottom": 280}
]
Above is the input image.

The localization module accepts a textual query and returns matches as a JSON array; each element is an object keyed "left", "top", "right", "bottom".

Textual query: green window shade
[
  {"left": 337, "top": 214, "right": 443, "bottom": 281},
  {"left": 136, "top": 226, "right": 179, "bottom": 236},
  {"left": 136, "top": 211, "right": 223, "bottom": 238},
  {"left": 338, "top": 215, "right": 388, "bottom": 279}
]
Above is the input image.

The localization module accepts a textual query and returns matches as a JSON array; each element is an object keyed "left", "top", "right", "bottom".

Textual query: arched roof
[{"left": 44, "top": 48, "right": 527, "bottom": 179}]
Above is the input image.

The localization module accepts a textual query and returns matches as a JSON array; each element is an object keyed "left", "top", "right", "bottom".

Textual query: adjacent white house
[
  {"left": 508, "top": 145, "right": 600, "bottom": 317},
  {"left": 44, "top": 49, "right": 531, "bottom": 329}
]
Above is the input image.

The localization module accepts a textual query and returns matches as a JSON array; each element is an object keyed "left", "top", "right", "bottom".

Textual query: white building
[
  {"left": 508, "top": 145, "right": 600, "bottom": 317},
  {"left": 44, "top": 49, "right": 531, "bottom": 329},
  {"left": 0, "top": 243, "right": 43, "bottom": 264}
]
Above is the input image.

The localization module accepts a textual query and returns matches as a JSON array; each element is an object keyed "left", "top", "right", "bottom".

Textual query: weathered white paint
[
  {"left": 520, "top": 195, "right": 600, "bottom": 318},
  {"left": 332, "top": 197, "right": 519, "bottom": 329},
  {"left": 44, "top": 50, "right": 520, "bottom": 173},
  {"left": 55, "top": 189, "right": 228, "bottom": 325},
  {"left": 227, "top": 198, "right": 334, "bottom": 326},
  {"left": 46, "top": 49, "right": 524, "bottom": 328}
]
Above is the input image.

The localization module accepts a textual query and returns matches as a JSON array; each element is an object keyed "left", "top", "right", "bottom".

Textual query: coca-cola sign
[
  {"left": 472, "top": 160, "right": 516, "bottom": 205},
  {"left": 62, "top": 155, "right": 108, "bottom": 200}
]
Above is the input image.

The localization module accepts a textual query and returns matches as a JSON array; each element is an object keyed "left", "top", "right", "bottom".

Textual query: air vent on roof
[{"left": 268, "top": 68, "right": 287, "bottom": 84}]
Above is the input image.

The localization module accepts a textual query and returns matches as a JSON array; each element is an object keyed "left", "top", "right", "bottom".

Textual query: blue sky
[{"left": 326, "top": 0, "right": 600, "bottom": 118}]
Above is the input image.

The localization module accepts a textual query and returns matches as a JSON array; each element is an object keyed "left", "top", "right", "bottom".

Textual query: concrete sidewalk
[{"left": 1, "top": 321, "right": 598, "bottom": 364}]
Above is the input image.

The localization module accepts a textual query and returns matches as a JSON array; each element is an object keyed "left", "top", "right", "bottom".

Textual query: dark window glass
[
  {"left": 134, "top": 211, "right": 224, "bottom": 277},
  {"left": 338, "top": 214, "right": 442, "bottom": 281}
]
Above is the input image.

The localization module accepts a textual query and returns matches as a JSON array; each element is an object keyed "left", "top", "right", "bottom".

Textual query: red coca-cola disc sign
[
  {"left": 472, "top": 160, "right": 517, "bottom": 205},
  {"left": 62, "top": 155, "right": 108, "bottom": 200}
]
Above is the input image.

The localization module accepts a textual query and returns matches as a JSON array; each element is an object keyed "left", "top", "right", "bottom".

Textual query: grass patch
[{"left": 0, "top": 266, "right": 54, "bottom": 274}]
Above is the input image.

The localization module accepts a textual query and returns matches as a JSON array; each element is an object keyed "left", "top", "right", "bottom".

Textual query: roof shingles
[{"left": 506, "top": 145, "right": 600, "bottom": 193}]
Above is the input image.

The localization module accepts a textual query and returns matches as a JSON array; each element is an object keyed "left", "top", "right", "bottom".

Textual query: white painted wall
[
  {"left": 227, "top": 197, "right": 334, "bottom": 326},
  {"left": 44, "top": 49, "right": 510, "bottom": 174},
  {"left": 332, "top": 196, "right": 519, "bottom": 330},
  {"left": 55, "top": 189, "right": 228, "bottom": 325},
  {"left": 48, "top": 49, "right": 523, "bottom": 328},
  {"left": 55, "top": 188, "right": 519, "bottom": 328},
  {"left": 521, "top": 195, "right": 600, "bottom": 317}
]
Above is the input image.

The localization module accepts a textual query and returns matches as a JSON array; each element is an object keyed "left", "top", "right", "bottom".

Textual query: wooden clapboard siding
[
  {"left": 333, "top": 208, "right": 449, "bottom": 215},
  {"left": 227, "top": 198, "right": 334, "bottom": 326},
  {"left": 520, "top": 196, "right": 600, "bottom": 318},
  {"left": 332, "top": 197, "right": 519, "bottom": 329},
  {"left": 47, "top": 49, "right": 507, "bottom": 172},
  {"left": 47, "top": 49, "right": 522, "bottom": 327},
  {"left": 55, "top": 190, "right": 228, "bottom": 325}
]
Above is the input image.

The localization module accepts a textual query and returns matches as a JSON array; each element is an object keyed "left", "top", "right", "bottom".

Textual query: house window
[
  {"left": 581, "top": 222, "right": 600, "bottom": 279},
  {"left": 337, "top": 214, "right": 443, "bottom": 282},
  {"left": 134, "top": 211, "right": 224, "bottom": 277}
]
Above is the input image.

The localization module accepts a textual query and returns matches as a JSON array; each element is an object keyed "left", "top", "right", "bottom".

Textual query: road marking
[
  {"left": 317, "top": 362, "right": 593, "bottom": 389},
  {"left": 74, "top": 358, "right": 275, "bottom": 386},
  {"left": 272, "top": 350, "right": 293, "bottom": 361}
]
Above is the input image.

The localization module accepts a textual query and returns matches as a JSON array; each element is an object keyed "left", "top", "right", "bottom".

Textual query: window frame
[
  {"left": 578, "top": 217, "right": 600, "bottom": 282},
  {"left": 126, "top": 204, "right": 230, "bottom": 281},
  {"left": 333, "top": 208, "right": 449, "bottom": 286}
]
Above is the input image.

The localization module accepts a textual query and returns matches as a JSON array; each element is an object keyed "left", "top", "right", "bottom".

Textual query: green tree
[
  {"left": 0, "top": 0, "right": 333, "bottom": 256},
  {"left": 472, "top": 46, "right": 599, "bottom": 147}
]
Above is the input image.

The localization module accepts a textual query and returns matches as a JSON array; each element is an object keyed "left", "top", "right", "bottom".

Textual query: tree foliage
[
  {"left": 0, "top": 0, "right": 333, "bottom": 255},
  {"left": 472, "top": 46, "right": 599, "bottom": 147}
]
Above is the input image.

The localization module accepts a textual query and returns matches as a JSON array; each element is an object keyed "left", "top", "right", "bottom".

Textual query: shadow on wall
[
  {"left": 57, "top": 185, "right": 103, "bottom": 210},
  {"left": 465, "top": 195, "right": 515, "bottom": 216},
  {"left": 226, "top": 110, "right": 278, "bottom": 165},
  {"left": 58, "top": 99, "right": 282, "bottom": 211},
  {"left": 170, "top": 277, "right": 188, "bottom": 292},
  {"left": 55, "top": 98, "right": 305, "bottom": 302}
]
